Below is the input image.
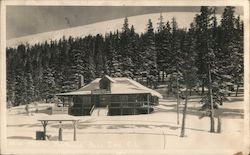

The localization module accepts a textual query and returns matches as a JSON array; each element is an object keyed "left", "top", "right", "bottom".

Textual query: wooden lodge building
[{"left": 57, "top": 75, "right": 163, "bottom": 116}]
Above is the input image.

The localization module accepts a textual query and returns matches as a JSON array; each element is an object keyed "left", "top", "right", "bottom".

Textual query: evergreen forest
[{"left": 6, "top": 6, "right": 243, "bottom": 107}]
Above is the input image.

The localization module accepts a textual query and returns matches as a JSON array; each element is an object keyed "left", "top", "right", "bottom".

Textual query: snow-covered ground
[{"left": 5, "top": 97, "right": 245, "bottom": 155}]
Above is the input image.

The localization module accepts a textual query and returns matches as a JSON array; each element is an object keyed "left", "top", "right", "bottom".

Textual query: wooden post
[
  {"left": 58, "top": 121, "right": 62, "bottom": 141},
  {"left": 73, "top": 121, "right": 77, "bottom": 141},
  {"left": 41, "top": 121, "right": 48, "bottom": 140},
  {"left": 147, "top": 94, "right": 150, "bottom": 114}
]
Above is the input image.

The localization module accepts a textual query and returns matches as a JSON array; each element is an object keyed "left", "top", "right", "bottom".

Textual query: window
[
  {"left": 128, "top": 95, "right": 137, "bottom": 102},
  {"left": 99, "top": 78, "right": 111, "bottom": 91},
  {"left": 111, "top": 95, "right": 120, "bottom": 102}
]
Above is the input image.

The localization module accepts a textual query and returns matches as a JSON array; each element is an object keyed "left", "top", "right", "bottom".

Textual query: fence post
[{"left": 58, "top": 121, "right": 62, "bottom": 141}]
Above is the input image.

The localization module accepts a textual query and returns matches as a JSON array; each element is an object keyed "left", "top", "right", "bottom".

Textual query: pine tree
[
  {"left": 180, "top": 49, "right": 198, "bottom": 137},
  {"left": 157, "top": 13, "right": 165, "bottom": 32},
  {"left": 94, "top": 34, "right": 105, "bottom": 77},
  {"left": 169, "top": 17, "right": 185, "bottom": 124},
  {"left": 82, "top": 36, "right": 96, "bottom": 83},
  {"left": 233, "top": 16, "right": 244, "bottom": 96},
  {"left": 14, "top": 44, "right": 29, "bottom": 105},
  {"left": 41, "top": 65, "right": 56, "bottom": 102},
  {"left": 143, "top": 19, "right": 158, "bottom": 88},
  {"left": 6, "top": 48, "right": 18, "bottom": 105},
  {"left": 156, "top": 16, "right": 172, "bottom": 83},
  {"left": 33, "top": 58, "right": 43, "bottom": 100},
  {"left": 194, "top": 6, "right": 217, "bottom": 132},
  {"left": 86, "top": 53, "right": 96, "bottom": 83},
  {"left": 167, "top": 18, "right": 182, "bottom": 95},
  {"left": 106, "top": 31, "right": 122, "bottom": 77},
  {"left": 136, "top": 33, "right": 147, "bottom": 80},
  {"left": 220, "top": 7, "right": 243, "bottom": 96},
  {"left": 120, "top": 17, "right": 134, "bottom": 77},
  {"left": 127, "top": 25, "right": 140, "bottom": 78},
  {"left": 179, "top": 25, "right": 198, "bottom": 137},
  {"left": 24, "top": 55, "right": 35, "bottom": 103},
  {"left": 68, "top": 49, "right": 86, "bottom": 90},
  {"left": 194, "top": 7, "right": 213, "bottom": 95}
]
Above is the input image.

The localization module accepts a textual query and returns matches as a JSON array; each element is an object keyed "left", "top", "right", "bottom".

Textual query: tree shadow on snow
[
  {"left": 8, "top": 136, "right": 34, "bottom": 140},
  {"left": 49, "top": 122, "right": 206, "bottom": 133},
  {"left": 154, "top": 105, "right": 243, "bottom": 119},
  {"left": 7, "top": 123, "right": 44, "bottom": 128}
]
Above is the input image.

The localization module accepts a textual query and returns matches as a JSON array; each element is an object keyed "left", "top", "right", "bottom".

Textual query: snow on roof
[
  {"left": 110, "top": 82, "right": 150, "bottom": 95},
  {"left": 57, "top": 76, "right": 163, "bottom": 98},
  {"left": 78, "top": 78, "right": 101, "bottom": 91},
  {"left": 56, "top": 91, "right": 91, "bottom": 96},
  {"left": 123, "top": 78, "right": 163, "bottom": 98}
]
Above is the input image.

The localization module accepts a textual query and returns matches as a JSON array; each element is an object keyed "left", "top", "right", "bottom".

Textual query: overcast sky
[{"left": 6, "top": 6, "right": 243, "bottom": 39}]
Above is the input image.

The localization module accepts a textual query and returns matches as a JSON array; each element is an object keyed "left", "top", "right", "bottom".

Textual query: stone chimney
[{"left": 78, "top": 75, "right": 85, "bottom": 88}]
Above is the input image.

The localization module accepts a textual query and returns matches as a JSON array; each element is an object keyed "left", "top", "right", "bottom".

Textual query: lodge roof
[{"left": 57, "top": 76, "right": 163, "bottom": 98}]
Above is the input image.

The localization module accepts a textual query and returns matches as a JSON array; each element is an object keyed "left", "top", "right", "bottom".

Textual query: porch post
[
  {"left": 82, "top": 96, "right": 84, "bottom": 115},
  {"left": 121, "top": 101, "right": 123, "bottom": 115},
  {"left": 134, "top": 95, "right": 137, "bottom": 115},
  {"left": 147, "top": 94, "right": 150, "bottom": 114},
  {"left": 68, "top": 97, "right": 71, "bottom": 115},
  {"left": 62, "top": 97, "right": 65, "bottom": 107}
]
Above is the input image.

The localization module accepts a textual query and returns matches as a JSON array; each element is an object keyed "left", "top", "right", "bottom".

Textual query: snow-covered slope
[{"left": 6, "top": 12, "right": 217, "bottom": 47}]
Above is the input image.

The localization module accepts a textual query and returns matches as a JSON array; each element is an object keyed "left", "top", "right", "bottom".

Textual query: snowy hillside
[{"left": 7, "top": 12, "right": 203, "bottom": 47}]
